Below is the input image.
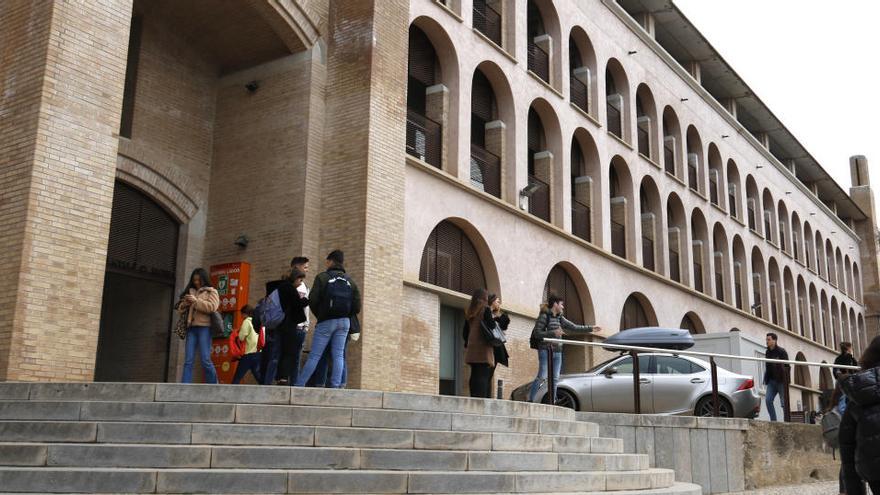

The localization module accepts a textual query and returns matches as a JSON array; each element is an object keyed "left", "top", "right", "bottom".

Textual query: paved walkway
[{"left": 725, "top": 480, "right": 875, "bottom": 495}]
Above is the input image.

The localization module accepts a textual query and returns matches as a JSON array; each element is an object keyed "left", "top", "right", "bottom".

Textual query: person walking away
[
  {"left": 232, "top": 305, "right": 262, "bottom": 384},
  {"left": 835, "top": 342, "right": 859, "bottom": 381},
  {"left": 284, "top": 257, "right": 311, "bottom": 385},
  {"left": 177, "top": 268, "right": 220, "bottom": 384},
  {"left": 463, "top": 289, "right": 496, "bottom": 398},
  {"left": 763, "top": 333, "right": 790, "bottom": 422},
  {"left": 528, "top": 293, "right": 600, "bottom": 403},
  {"left": 295, "top": 250, "right": 360, "bottom": 388},
  {"left": 840, "top": 335, "right": 880, "bottom": 495}
]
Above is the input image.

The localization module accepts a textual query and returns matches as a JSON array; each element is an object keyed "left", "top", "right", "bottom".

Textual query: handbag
[
  {"left": 210, "top": 311, "right": 225, "bottom": 337},
  {"left": 174, "top": 316, "right": 188, "bottom": 340},
  {"left": 480, "top": 320, "right": 507, "bottom": 348}
]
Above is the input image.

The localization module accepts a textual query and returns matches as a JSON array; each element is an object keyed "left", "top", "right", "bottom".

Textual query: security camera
[{"left": 245, "top": 81, "right": 259, "bottom": 93}]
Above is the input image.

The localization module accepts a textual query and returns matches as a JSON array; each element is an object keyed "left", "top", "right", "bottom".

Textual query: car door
[
  {"left": 589, "top": 355, "right": 654, "bottom": 413},
  {"left": 651, "top": 356, "right": 709, "bottom": 414}
]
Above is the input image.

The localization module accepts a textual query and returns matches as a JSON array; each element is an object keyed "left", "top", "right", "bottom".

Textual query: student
[
  {"left": 283, "top": 257, "right": 311, "bottom": 385},
  {"left": 232, "top": 305, "right": 261, "bottom": 384},
  {"left": 464, "top": 289, "right": 496, "bottom": 398},
  {"left": 840, "top": 335, "right": 880, "bottom": 495},
  {"left": 763, "top": 333, "right": 790, "bottom": 422},
  {"left": 835, "top": 342, "right": 859, "bottom": 381},
  {"left": 262, "top": 269, "right": 309, "bottom": 384},
  {"left": 295, "top": 250, "right": 361, "bottom": 388},
  {"left": 176, "top": 268, "right": 220, "bottom": 384}
]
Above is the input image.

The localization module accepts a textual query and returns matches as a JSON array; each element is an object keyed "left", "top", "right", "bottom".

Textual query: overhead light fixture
[
  {"left": 245, "top": 81, "right": 259, "bottom": 93},
  {"left": 234, "top": 234, "right": 250, "bottom": 248}
]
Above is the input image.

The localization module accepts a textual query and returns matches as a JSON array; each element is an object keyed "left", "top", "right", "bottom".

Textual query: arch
[
  {"left": 712, "top": 223, "right": 730, "bottom": 303},
  {"left": 848, "top": 308, "right": 857, "bottom": 351},
  {"left": 707, "top": 143, "right": 724, "bottom": 208},
  {"left": 819, "top": 362, "right": 833, "bottom": 391},
  {"left": 794, "top": 352, "right": 814, "bottom": 412},
  {"left": 815, "top": 231, "right": 826, "bottom": 279},
  {"left": 797, "top": 275, "right": 808, "bottom": 339},
  {"left": 826, "top": 239, "right": 836, "bottom": 285},
  {"left": 751, "top": 247, "right": 768, "bottom": 320},
  {"left": 768, "top": 257, "right": 782, "bottom": 327},
  {"left": 783, "top": 266, "right": 796, "bottom": 334},
  {"left": 803, "top": 221, "right": 815, "bottom": 271},
  {"left": 840, "top": 301, "right": 850, "bottom": 348},
  {"left": 726, "top": 159, "right": 742, "bottom": 221},
  {"left": 527, "top": 99, "right": 563, "bottom": 224},
  {"left": 762, "top": 188, "right": 776, "bottom": 243},
  {"left": 249, "top": 0, "right": 320, "bottom": 53},
  {"left": 691, "top": 208, "right": 711, "bottom": 294},
  {"left": 680, "top": 311, "right": 706, "bottom": 335},
  {"left": 732, "top": 235, "right": 748, "bottom": 311},
  {"left": 609, "top": 155, "right": 636, "bottom": 261},
  {"left": 844, "top": 254, "right": 853, "bottom": 298},
  {"left": 620, "top": 292, "right": 658, "bottom": 330},
  {"left": 636, "top": 84, "right": 659, "bottom": 160},
  {"left": 821, "top": 290, "right": 831, "bottom": 347},
  {"left": 473, "top": 60, "right": 516, "bottom": 202},
  {"left": 568, "top": 26, "right": 598, "bottom": 117},
  {"left": 809, "top": 283, "right": 820, "bottom": 344},
  {"left": 854, "top": 262, "right": 863, "bottom": 303},
  {"left": 791, "top": 212, "right": 803, "bottom": 263},
  {"left": 407, "top": 20, "right": 460, "bottom": 170},
  {"left": 527, "top": 0, "right": 563, "bottom": 90},
  {"left": 639, "top": 176, "right": 663, "bottom": 273},
  {"left": 662, "top": 106, "right": 682, "bottom": 178},
  {"left": 685, "top": 125, "right": 704, "bottom": 194},
  {"left": 115, "top": 157, "right": 200, "bottom": 223},
  {"left": 745, "top": 175, "right": 760, "bottom": 233},
  {"left": 543, "top": 262, "right": 595, "bottom": 373},
  {"left": 470, "top": 69, "right": 502, "bottom": 198},
  {"left": 605, "top": 58, "right": 631, "bottom": 142},
  {"left": 418, "top": 218, "right": 498, "bottom": 296},
  {"left": 666, "top": 192, "right": 688, "bottom": 284},
  {"left": 830, "top": 295, "right": 840, "bottom": 350},
  {"left": 836, "top": 247, "right": 844, "bottom": 293},
  {"left": 571, "top": 128, "right": 601, "bottom": 243},
  {"left": 777, "top": 200, "right": 790, "bottom": 253}
]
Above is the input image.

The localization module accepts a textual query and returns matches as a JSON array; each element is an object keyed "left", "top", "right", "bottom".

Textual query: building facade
[{"left": 1, "top": 0, "right": 878, "bottom": 413}]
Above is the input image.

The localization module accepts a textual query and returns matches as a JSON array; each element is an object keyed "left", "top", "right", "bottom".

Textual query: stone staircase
[{"left": 0, "top": 383, "right": 701, "bottom": 494}]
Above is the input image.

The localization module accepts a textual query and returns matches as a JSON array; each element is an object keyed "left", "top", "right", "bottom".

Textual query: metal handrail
[{"left": 542, "top": 337, "right": 859, "bottom": 420}]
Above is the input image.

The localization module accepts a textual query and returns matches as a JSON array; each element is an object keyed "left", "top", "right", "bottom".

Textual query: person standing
[
  {"left": 283, "top": 257, "right": 311, "bottom": 385},
  {"left": 840, "top": 335, "right": 880, "bottom": 495},
  {"left": 232, "top": 305, "right": 261, "bottom": 384},
  {"left": 835, "top": 342, "right": 859, "bottom": 381},
  {"left": 527, "top": 293, "right": 599, "bottom": 403},
  {"left": 176, "top": 268, "right": 220, "bottom": 384},
  {"left": 464, "top": 289, "right": 496, "bottom": 398},
  {"left": 295, "top": 250, "right": 361, "bottom": 388},
  {"left": 763, "top": 332, "right": 790, "bottom": 422},
  {"left": 261, "top": 269, "right": 309, "bottom": 385}
]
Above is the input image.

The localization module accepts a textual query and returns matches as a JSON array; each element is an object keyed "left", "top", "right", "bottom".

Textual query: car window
[
  {"left": 654, "top": 356, "right": 699, "bottom": 375},
  {"left": 609, "top": 356, "right": 651, "bottom": 374},
  {"left": 586, "top": 356, "right": 624, "bottom": 373}
]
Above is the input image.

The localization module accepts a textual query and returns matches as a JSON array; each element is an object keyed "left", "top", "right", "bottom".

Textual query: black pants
[
  {"left": 232, "top": 353, "right": 262, "bottom": 384},
  {"left": 469, "top": 363, "right": 494, "bottom": 398}
]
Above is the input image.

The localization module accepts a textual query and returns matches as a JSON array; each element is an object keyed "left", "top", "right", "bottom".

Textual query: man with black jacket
[
  {"left": 261, "top": 269, "right": 309, "bottom": 385},
  {"left": 764, "top": 333, "right": 790, "bottom": 422},
  {"left": 294, "top": 250, "right": 361, "bottom": 388},
  {"left": 835, "top": 342, "right": 859, "bottom": 381}
]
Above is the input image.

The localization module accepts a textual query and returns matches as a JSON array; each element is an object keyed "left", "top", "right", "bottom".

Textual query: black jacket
[
  {"left": 840, "top": 367, "right": 880, "bottom": 484},
  {"left": 835, "top": 353, "right": 860, "bottom": 380},
  {"left": 309, "top": 265, "right": 361, "bottom": 323},
  {"left": 763, "top": 346, "right": 790, "bottom": 384},
  {"left": 265, "top": 279, "right": 309, "bottom": 331}
]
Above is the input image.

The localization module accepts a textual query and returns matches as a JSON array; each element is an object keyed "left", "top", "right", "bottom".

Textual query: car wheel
[
  {"left": 544, "top": 389, "right": 578, "bottom": 410},
  {"left": 695, "top": 396, "right": 733, "bottom": 417}
]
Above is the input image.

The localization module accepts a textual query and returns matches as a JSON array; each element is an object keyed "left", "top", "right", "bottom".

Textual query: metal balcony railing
[
  {"left": 572, "top": 200, "right": 591, "bottom": 242},
  {"left": 637, "top": 126, "right": 650, "bottom": 157},
  {"left": 570, "top": 75, "right": 588, "bottom": 113},
  {"left": 406, "top": 109, "right": 442, "bottom": 168},
  {"left": 528, "top": 175, "right": 550, "bottom": 222},
  {"left": 473, "top": 0, "right": 502, "bottom": 46},
  {"left": 470, "top": 144, "right": 501, "bottom": 199},
  {"left": 664, "top": 142, "right": 675, "bottom": 175},
  {"left": 607, "top": 102, "right": 622, "bottom": 138},
  {"left": 611, "top": 220, "right": 626, "bottom": 258},
  {"left": 642, "top": 237, "right": 655, "bottom": 271},
  {"left": 528, "top": 42, "right": 550, "bottom": 83}
]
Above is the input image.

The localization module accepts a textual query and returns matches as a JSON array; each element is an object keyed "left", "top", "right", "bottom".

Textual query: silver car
[{"left": 511, "top": 352, "right": 761, "bottom": 418}]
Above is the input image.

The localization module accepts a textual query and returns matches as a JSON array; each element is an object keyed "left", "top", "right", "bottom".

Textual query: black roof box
[{"left": 603, "top": 327, "right": 695, "bottom": 351}]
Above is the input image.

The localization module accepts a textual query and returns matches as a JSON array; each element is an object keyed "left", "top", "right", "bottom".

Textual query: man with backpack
[
  {"left": 259, "top": 269, "right": 309, "bottom": 385},
  {"left": 294, "top": 250, "right": 361, "bottom": 388}
]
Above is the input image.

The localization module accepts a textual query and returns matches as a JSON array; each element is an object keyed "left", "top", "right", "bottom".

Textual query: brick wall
[
  {"left": 0, "top": 0, "right": 133, "bottom": 380},
  {"left": 400, "top": 287, "right": 441, "bottom": 393}
]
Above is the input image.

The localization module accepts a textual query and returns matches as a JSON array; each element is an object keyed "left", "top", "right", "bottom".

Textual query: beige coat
[{"left": 178, "top": 287, "right": 219, "bottom": 327}]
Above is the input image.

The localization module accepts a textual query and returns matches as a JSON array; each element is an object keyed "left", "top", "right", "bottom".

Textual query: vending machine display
[{"left": 209, "top": 262, "right": 251, "bottom": 383}]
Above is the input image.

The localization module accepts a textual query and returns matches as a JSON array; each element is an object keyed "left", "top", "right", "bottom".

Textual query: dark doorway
[{"left": 95, "top": 181, "right": 179, "bottom": 382}]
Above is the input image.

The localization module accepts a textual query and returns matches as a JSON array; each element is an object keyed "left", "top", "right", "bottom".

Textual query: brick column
[
  {"left": 0, "top": 0, "right": 132, "bottom": 381},
  {"left": 320, "top": 0, "right": 408, "bottom": 391},
  {"left": 425, "top": 84, "right": 449, "bottom": 171}
]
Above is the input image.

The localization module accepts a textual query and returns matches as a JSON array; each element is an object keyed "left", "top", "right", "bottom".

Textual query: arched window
[
  {"left": 666, "top": 193, "right": 686, "bottom": 284},
  {"left": 527, "top": 107, "right": 551, "bottom": 222},
  {"left": 605, "top": 60, "right": 629, "bottom": 140},
  {"left": 470, "top": 69, "right": 501, "bottom": 198},
  {"left": 610, "top": 164, "right": 625, "bottom": 258},
  {"left": 569, "top": 27, "right": 597, "bottom": 117},
  {"left": 640, "top": 178, "right": 661, "bottom": 273},
  {"left": 636, "top": 85, "right": 657, "bottom": 159},
  {"left": 543, "top": 265, "right": 584, "bottom": 324},
  {"left": 708, "top": 144, "right": 723, "bottom": 207},
  {"left": 620, "top": 293, "right": 655, "bottom": 330},
  {"left": 686, "top": 126, "right": 703, "bottom": 193},
  {"left": 571, "top": 137, "right": 590, "bottom": 242},
  {"left": 527, "top": 0, "right": 550, "bottom": 83},
  {"left": 473, "top": 0, "right": 503, "bottom": 47},
  {"left": 406, "top": 25, "right": 442, "bottom": 168},
  {"left": 680, "top": 312, "right": 705, "bottom": 334},
  {"left": 794, "top": 353, "right": 813, "bottom": 411},
  {"left": 419, "top": 220, "right": 487, "bottom": 295},
  {"left": 746, "top": 176, "right": 759, "bottom": 232},
  {"left": 662, "top": 107, "right": 680, "bottom": 177},
  {"left": 727, "top": 160, "right": 741, "bottom": 221}
]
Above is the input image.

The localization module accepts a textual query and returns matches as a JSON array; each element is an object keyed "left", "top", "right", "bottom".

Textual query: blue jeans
[
  {"left": 232, "top": 353, "right": 262, "bottom": 384},
  {"left": 295, "top": 318, "right": 349, "bottom": 388},
  {"left": 765, "top": 379, "right": 786, "bottom": 421},
  {"left": 528, "top": 349, "right": 562, "bottom": 403},
  {"left": 307, "top": 338, "right": 349, "bottom": 388},
  {"left": 182, "top": 326, "right": 218, "bottom": 384}
]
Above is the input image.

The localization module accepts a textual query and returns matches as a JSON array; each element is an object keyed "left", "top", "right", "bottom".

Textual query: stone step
[
  {"left": 0, "top": 443, "right": 646, "bottom": 471},
  {"left": 0, "top": 467, "right": 678, "bottom": 493},
  {"left": 0, "top": 400, "right": 596, "bottom": 438},
  {"left": 0, "top": 383, "right": 571, "bottom": 421}
]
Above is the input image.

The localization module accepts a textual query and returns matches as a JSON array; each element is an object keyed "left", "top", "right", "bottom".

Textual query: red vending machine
[{"left": 209, "top": 262, "right": 251, "bottom": 384}]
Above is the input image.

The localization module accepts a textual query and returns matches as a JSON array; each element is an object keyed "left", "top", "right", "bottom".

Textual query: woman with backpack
[
  {"left": 176, "top": 268, "right": 220, "bottom": 384},
  {"left": 464, "top": 288, "right": 497, "bottom": 398},
  {"left": 527, "top": 293, "right": 600, "bottom": 404},
  {"left": 840, "top": 335, "right": 880, "bottom": 495}
]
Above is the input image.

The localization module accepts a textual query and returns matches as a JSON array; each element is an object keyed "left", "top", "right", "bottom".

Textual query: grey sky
[{"left": 673, "top": 0, "right": 880, "bottom": 202}]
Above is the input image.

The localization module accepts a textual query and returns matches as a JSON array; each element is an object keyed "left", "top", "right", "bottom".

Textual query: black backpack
[{"left": 325, "top": 272, "right": 354, "bottom": 318}]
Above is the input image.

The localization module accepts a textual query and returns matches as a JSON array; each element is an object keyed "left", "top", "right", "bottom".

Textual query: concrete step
[
  {"left": 0, "top": 443, "right": 646, "bottom": 471},
  {"left": 0, "top": 421, "right": 624, "bottom": 453},
  {"left": 0, "top": 467, "right": 678, "bottom": 493},
  {"left": 0, "top": 383, "right": 572, "bottom": 421},
  {"left": 0, "top": 400, "right": 596, "bottom": 437}
]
